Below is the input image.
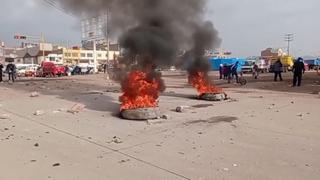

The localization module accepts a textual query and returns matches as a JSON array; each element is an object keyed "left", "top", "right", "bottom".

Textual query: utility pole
[
  {"left": 106, "top": 8, "right": 110, "bottom": 64},
  {"left": 41, "top": 33, "right": 45, "bottom": 64},
  {"left": 93, "top": 38, "right": 97, "bottom": 73},
  {"left": 284, "top": 34, "right": 294, "bottom": 56}
]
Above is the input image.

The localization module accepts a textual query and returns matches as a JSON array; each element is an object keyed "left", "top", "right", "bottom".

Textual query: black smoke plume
[
  {"left": 51, "top": 0, "right": 220, "bottom": 66},
  {"left": 51, "top": 0, "right": 221, "bottom": 94}
]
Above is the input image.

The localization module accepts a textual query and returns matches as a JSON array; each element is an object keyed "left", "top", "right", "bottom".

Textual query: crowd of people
[
  {"left": 219, "top": 57, "right": 307, "bottom": 87},
  {"left": 219, "top": 61, "right": 241, "bottom": 84}
]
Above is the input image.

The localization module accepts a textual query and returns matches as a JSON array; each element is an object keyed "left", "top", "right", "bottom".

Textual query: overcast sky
[{"left": 0, "top": 0, "right": 319, "bottom": 57}]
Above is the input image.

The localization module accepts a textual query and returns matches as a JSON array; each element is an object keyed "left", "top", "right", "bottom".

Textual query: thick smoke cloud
[
  {"left": 53, "top": 0, "right": 221, "bottom": 68},
  {"left": 187, "top": 21, "right": 221, "bottom": 74}
]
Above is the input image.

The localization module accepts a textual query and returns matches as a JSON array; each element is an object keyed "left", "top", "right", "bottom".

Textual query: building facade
[{"left": 62, "top": 48, "right": 120, "bottom": 65}]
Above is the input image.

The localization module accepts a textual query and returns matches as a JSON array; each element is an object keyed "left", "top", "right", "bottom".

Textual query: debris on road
[
  {"left": 0, "top": 114, "right": 10, "bottom": 119},
  {"left": 84, "top": 90, "right": 104, "bottom": 95},
  {"left": 227, "top": 98, "right": 238, "bottom": 102},
  {"left": 30, "top": 92, "right": 39, "bottom": 97},
  {"left": 161, "top": 114, "right": 169, "bottom": 119},
  {"left": 107, "top": 136, "right": 123, "bottom": 144},
  {"left": 34, "top": 143, "right": 39, "bottom": 147},
  {"left": 119, "top": 159, "right": 130, "bottom": 163},
  {"left": 67, "top": 103, "right": 85, "bottom": 114},
  {"left": 223, "top": 168, "right": 229, "bottom": 172},
  {"left": 52, "top": 108, "right": 65, "bottom": 114},
  {"left": 176, "top": 106, "right": 191, "bottom": 113},
  {"left": 52, "top": 163, "right": 60, "bottom": 167},
  {"left": 34, "top": 110, "right": 45, "bottom": 116},
  {"left": 297, "top": 113, "right": 303, "bottom": 117}
]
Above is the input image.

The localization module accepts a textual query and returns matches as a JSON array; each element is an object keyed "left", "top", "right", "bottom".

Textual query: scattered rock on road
[
  {"left": 161, "top": 114, "right": 169, "bottom": 119},
  {"left": 52, "top": 163, "right": 60, "bottom": 167},
  {"left": 0, "top": 114, "right": 10, "bottom": 119},
  {"left": 67, "top": 103, "right": 85, "bottom": 114},
  {"left": 107, "top": 136, "right": 123, "bottom": 144},
  {"left": 176, "top": 106, "right": 191, "bottom": 113},
  {"left": 34, "top": 110, "right": 45, "bottom": 116},
  {"left": 30, "top": 92, "right": 39, "bottom": 97},
  {"left": 223, "top": 168, "right": 229, "bottom": 172},
  {"left": 296, "top": 113, "right": 303, "bottom": 117}
]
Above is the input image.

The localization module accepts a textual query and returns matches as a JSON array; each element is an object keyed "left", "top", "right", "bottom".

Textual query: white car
[
  {"left": 169, "top": 66, "right": 177, "bottom": 71},
  {"left": 16, "top": 64, "right": 39, "bottom": 77}
]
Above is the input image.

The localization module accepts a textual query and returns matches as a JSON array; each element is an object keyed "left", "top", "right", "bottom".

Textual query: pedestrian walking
[
  {"left": 103, "top": 63, "right": 107, "bottom": 74},
  {"left": 231, "top": 61, "right": 240, "bottom": 83},
  {"left": 219, "top": 64, "right": 223, "bottom": 79},
  {"left": 273, "top": 59, "right": 283, "bottom": 81},
  {"left": 6, "top": 62, "right": 16, "bottom": 83},
  {"left": 252, "top": 62, "right": 259, "bottom": 79},
  {"left": 292, "top": 57, "right": 305, "bottom": 87},
  {"left": 0, "top": 63, "right": 3, "bottom": 82},
  {"left": 222, "top": 64, "right": 229, "bottom": 80}
]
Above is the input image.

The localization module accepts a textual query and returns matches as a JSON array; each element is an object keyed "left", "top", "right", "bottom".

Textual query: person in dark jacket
[
  {"left": 273, "top": 59, "right": 283, "bottom": 81},
  {"left": 6, "top": 62, "right": 16, "bottom": 82},
  {"left": 219, "top": 64, "right": 223, "bottom": 79},
  {"left": 231, "top": 61, "right": 239, "bottom": 83},
  {"left": 292, "top": 57, "right": 305, "bottom": 87},
  {"left": 0, "top": 63, "right": 3, "bottom": 82}
]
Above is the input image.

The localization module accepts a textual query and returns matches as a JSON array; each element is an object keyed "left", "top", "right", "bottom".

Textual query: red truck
[{"left": 41, "top": 62, "right": 66, "bottom": 77}]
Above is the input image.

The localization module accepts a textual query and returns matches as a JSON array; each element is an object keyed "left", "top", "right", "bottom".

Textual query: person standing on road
[
  {"left": 219, "top": 64, "right": 223, "bottom": 79},
  {"left": 273, "top": 59, "right": 283, "bottom": 81},
  {"left": 231, "top": 61, "right": 240, "bottom": 83},
  {"left": 103, "top": 63, "right": 107, "bottom": 74},
  {"left": 6, "top": 62, "right": 16, "bottom": 83},
  {"left": 0, "top": 63, "right": 3, "bottom": 82},
  {"left": 252, "top": 62, "right": 259, "bottom": 79},
  {"left": 292, "top": 57, "right": 305, "bottom": 87}
]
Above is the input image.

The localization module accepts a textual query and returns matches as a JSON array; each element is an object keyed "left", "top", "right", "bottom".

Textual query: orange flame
[
  {"left": 120, "top": 71, "right": 161, "bottom": 110},
  {"left": 189, "top": 72, "right": 223, "bottom": 96}
]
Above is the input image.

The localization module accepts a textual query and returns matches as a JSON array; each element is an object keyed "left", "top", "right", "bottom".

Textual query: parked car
[
  {"left": 25, "top": 66, "right": 39, "bottom": 77},
  {"left": 242, "top": 60, "right": 255, "bottom": 73},
  {"left": 169, "top": 66, "right": 177, "bottom": 71},
  {"left": 16, "top": 64, "right": 29, "bottom": 77},
  {"left": 41, "top": 62, "right": 65, "bottom": 77},
  {"left": 256, "top": 59, "right": 269, "bottom": 73}
]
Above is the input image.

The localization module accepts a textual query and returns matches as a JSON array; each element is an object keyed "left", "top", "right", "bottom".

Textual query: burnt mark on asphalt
[
  {"left": 186, "top": 116, "right": 238, "bottom": 125},
  {"left": 192, "top": 104, "right": 213, "bottom": 108}
]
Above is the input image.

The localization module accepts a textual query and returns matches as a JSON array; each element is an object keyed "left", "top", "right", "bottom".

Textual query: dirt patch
[
  {"left": 186, "top": 116, "right": 238, "bottom": 125},
  {"left": 207, "top": 116, "right": 238, "bottom": 123}
]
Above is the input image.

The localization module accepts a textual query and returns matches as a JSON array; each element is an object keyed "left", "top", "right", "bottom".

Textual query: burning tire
[
  {"left": 200, "top": 93, "right": 226, "bottom": 101},
  {"left": 121, "top": 108, "right": 160, "bottom": 120}
]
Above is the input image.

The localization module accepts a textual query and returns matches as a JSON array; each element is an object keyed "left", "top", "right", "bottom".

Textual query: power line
[{"left": 40, "top": 0, "right": 77, "bottom": 18}]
